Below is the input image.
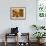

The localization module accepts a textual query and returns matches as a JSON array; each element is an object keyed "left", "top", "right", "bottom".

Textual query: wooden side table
[{"left": 4, "top": 33, "right": 18, "bottom": 46}]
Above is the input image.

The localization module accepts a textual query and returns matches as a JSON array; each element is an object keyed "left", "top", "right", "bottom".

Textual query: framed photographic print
[
  {"left": 10, "top": 7, "right": 26, "bottom": 20},
  {"left": 37, "top": 0, "right": 46, "bottom": 19},
  {"left": 36, "top": 0, "right": 46, "bottom": 26}
]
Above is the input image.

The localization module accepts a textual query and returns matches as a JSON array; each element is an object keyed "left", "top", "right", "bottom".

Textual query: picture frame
[
  {"left": 37, "top": 0, "right": 46, "bottom": 19},
  {"left": 36, "top": 0, "right": 46, "bottom": 26},
  {"left": 10, "top": 7, "right": 26, "bottom": 20}
]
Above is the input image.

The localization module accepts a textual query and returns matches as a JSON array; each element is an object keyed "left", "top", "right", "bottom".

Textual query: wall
[{"left": 0, "top": 0, "right": 36, "bottom": 42}]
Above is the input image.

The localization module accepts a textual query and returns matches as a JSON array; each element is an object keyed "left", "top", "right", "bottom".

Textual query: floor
[{"left": 0, "top": 42, "right": 46, "bottom": 46}]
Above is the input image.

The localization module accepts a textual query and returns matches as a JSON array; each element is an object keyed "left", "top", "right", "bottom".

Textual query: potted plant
[
  {"left": 33, "top": 32, "right": 46, "bottom": 43},
  {"left": 32, "top": 24, "right": 45, "bottom": 30},
  {"left": 40, "top": 26, "right": 45, "bottom": 29},
  {"left": 32, "top": 25, "right": 39, "bottom": 30}
]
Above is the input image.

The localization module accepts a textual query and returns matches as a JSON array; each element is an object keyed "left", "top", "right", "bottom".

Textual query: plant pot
[{"left": 37, "top": 38, "right": 44, "bottom": 44}]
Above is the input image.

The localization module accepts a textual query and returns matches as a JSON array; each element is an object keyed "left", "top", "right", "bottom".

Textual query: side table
[{"left": 4, "top": 33, "right": 18, "bottom": 46}]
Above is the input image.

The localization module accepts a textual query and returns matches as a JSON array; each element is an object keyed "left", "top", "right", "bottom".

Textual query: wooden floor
[{"left": 0, "top": 42, "right": 46, "bottom": 46}]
